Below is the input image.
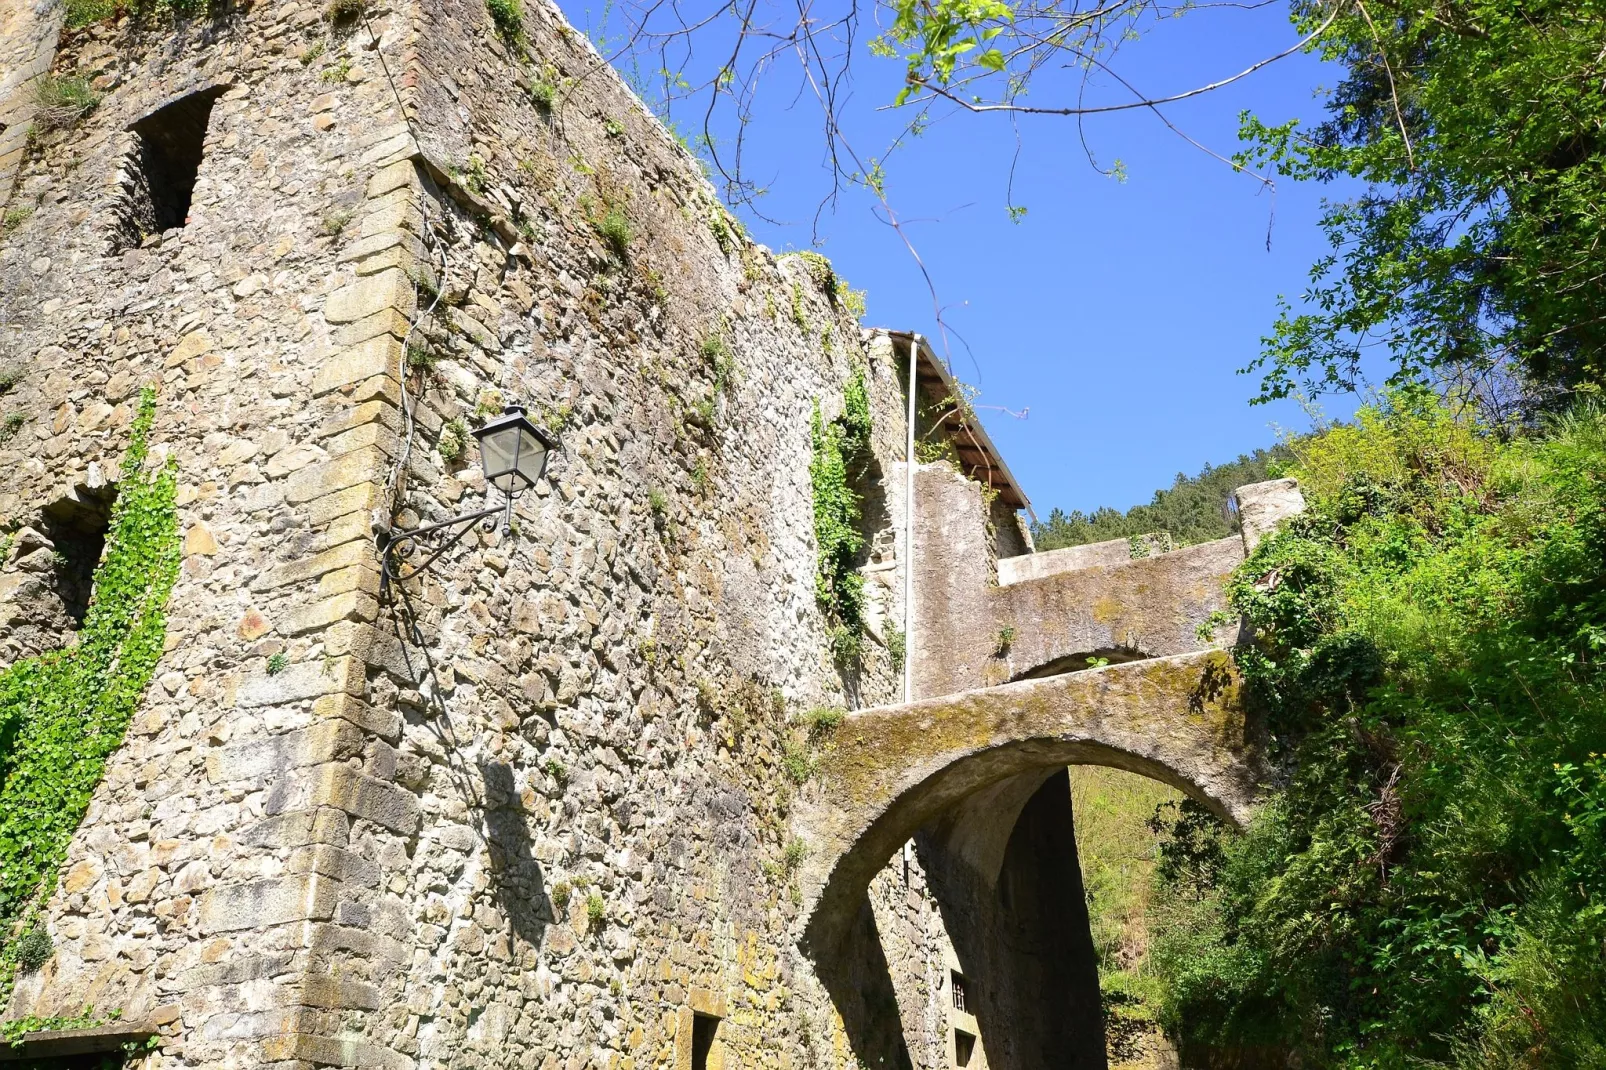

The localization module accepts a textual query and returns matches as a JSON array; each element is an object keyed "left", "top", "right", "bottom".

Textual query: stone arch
[
  {"left": 795, "top": 650, "right": 1257, "bottom": 944},
  {"left": 791, "top": 651, "right": 1262, "bottom": 1068}
]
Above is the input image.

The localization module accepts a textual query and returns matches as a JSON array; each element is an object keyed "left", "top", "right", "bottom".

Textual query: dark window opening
[
  {"left": 954, "top": 1029, "right": 976, "bottom": 1067},
  {"left": 40, "top": 485, "right": 117, "bottom": 628},
  {"left": 111, "top": 87, "right": 224, "bottom": 251},
  {"left": 951, "top": 970, "right": 969, "bottom": 1013},
  {"left": 691, "top": 1013, "right": 719, "bottom": 1070}
]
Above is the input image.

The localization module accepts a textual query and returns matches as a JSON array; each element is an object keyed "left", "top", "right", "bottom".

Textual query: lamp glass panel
[
  {"left": 479, "top": 425, "right": 523, "bottom": 492},
  {"left": 513, "top": 427, "right": 549, "bottom": 488}
]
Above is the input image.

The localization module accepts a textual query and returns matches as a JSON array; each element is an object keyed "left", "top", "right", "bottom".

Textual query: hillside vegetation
[
  {"left": 1145, "top": 392, "right": 1606, "bottom": 1066},
  {"left": 1033, "top": 446, "right": 1291, "bottom": 552}
]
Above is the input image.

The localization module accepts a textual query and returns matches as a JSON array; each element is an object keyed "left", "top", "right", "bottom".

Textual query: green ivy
[
  {"left": 810, "top": 371, "right": 871, "bottom": 660},
  {"left": 0, "top": 389, "right": 179, "bottom": 1006}
]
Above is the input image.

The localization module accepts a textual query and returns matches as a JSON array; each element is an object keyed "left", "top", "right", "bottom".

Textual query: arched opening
[
  {"left": 803, "top": 745, "right": 1244, "bottom": 1070},
  {"left": 794, "top": 652, "right": 1259, "bottom": 1070},
  {"left": 1010, "top": 646, "right": 1151, "bottom": 683}
]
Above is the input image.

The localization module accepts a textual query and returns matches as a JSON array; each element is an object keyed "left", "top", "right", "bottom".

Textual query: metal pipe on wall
[{"left": 904, "top": 333, "right": 919, "bottom": 705}]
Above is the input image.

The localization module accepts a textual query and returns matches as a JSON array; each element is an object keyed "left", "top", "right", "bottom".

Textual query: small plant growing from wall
[
  {"left": 438, "top": 418, "right": 468, "bottom": 462},
  {"left": 586, "top": 893, "right": 605, "bottom": 930},
  {"left": 995, "top": 624, "right": 1016, "bottom": 656},
  {"left": 1, "top": 207, "right": 32, "bottom": 237},
  {"left": 266, "top": 652, "right": 288, "bottom": 675},
  {"left": 529, "top": 78, "right": 557, "bottom": 111},
  {"left": 886, "top": 625, "right": 907, "bottom": 672},
  {"left": 550, "top": 881, "right": 571, "bottom": 914},
  {"left": 709, "top": 210, "right": 735, "bottom": 254},
  {"left": 12, "top": 926, "right": 51, "bottom": 975},
  {"left": 405, "top": 342, "right": 438, "bottom": 371},
  {"left": 320, "top": 59, "right": 353, "bottom": 84},
  {"left": 783, "top": 838, "right": 808, "bottom": 873},
  {"left": 802, "top": 705, "right": 845, "bottom": 740},
  {"left": 596, "top": 205, "right": 632, "bottom": 257},
  {"left": 544, "top": 758, "right": 568, "bottom": 787},
  {"left": 0, "top": 367, "right": 21, "bottom": 396},
  {"left": 321, "top": 209, "right": 355, "bottom": 237},
  {"left": 326, "top": 0, "right": 368, "bottom": 22},
  {"left": 486, "top": 0, "right": 524, "bottom": 39},
  {"left": 33, "top": 75, "right": 100, "bottom": 131},
  {"left": 782, "top": 738, "right": 814, "bottom": 785},
  {"left": 790, "top": 283, "right": 807, "bottom": 331},
  {"left": 0, "top": 412, "right": 27, "bottom": 445}
]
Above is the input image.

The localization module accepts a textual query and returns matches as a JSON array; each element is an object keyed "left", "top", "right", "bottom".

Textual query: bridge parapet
[{"left": 911, "top": 470, "right": 1307, "bottom": 696}]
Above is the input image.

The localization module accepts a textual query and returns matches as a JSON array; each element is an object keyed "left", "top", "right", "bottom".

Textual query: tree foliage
[
  {"left": 1242, "top": 0, "right": 1606, "bottom": 413},
  {"left": 1148, "top": 391, "right": 1606, "bottom": 1065},
  {"left": 1033, "top": 445, "right": 1290, "bottom": 551}
]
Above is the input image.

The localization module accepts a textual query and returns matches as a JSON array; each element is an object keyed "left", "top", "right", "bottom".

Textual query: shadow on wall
[
  {"left": 812, "top": 892, "right": 917, "bottom": 1070},
  {"left": 479, "top": 761, "right": 553, "bottom": 948}
]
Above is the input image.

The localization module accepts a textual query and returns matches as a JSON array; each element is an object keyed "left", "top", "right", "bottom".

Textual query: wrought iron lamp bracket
[{"left": 378, "top": 505, "right": 506, "bottom": 596}]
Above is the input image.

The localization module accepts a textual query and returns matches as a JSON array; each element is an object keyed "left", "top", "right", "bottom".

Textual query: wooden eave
[{"left": 884, "top": 331, "right": 1033, "bottom": 513}]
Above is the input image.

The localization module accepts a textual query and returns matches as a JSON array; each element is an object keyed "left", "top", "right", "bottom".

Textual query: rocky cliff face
[{"left": 0, "top": 2, "right": 958, "bottom": 1066}]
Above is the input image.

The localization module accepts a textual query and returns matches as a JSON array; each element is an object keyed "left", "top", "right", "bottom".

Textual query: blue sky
[{"left": 560, "top": 0, "right": 1362, "bottom": 518}]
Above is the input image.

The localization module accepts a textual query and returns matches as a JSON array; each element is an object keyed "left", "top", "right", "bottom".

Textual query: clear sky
[{"left": 557, "top": 0, "right": 1363, "bottom": 518}]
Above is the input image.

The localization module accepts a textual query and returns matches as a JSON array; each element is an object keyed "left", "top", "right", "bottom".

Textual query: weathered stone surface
[
  {"left": 1236, "top": 477, "right": 1307, "bottom": 552},
  {"left": 198, "top": 875, "right": 339, "bottom": 934}
]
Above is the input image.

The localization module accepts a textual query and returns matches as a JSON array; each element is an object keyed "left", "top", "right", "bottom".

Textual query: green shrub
[
  {"left": 12, "top": 926, "right": 51, "bottom": 975},
  {"left": 486, "top": 0, "right": 523, "bottom": 39},
  {"left": 1, "top": 207, "right": 32, "bottom": 237},
  {"left": 595, "top": 206, "right": 632, "bottom": 256},
  {"left": 65, "top": 0, "right": 213, "bottom": 27},
  {"left": 32, "top": 76, "right": 99, "bottom": 131},
  {"left": 802, "top": 706, "right": 845, "bottom": 739},
  {"left": 1146, "top": 393, "right": 1606, "bottom": 1065},
  {"left": 781, "top": 739, "right": 813, "bottom": 785},
  {"left": 438, "top": 417, "right": 468, "bottom": 462},
  {"left": 326, "top": 0, "right": 367, "bottom": 21},
  {"left": 585, "top": 892, "right": 605, "bottom": 928},
  {"left": 529, "top": 80, "right": 556, "bottom": 111}
]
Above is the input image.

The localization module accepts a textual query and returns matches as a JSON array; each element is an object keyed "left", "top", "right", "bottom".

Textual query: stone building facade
[{"left": 0, "top": 0, "right": 1035, "bottom": 1066}]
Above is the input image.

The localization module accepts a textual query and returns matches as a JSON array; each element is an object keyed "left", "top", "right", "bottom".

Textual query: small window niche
[
  {"left": 111, "top": 86, "right": 225, "bottom": 251},
  {"left": 690, "top": 1013, "right": 719, "bottom": 1070},
  {"left": 953, "top": 1028, "right": 977, "bottom": 1067},
  {"left": 950, "top": 970, "right": 969, "bottom": 1014},
  {"left": 40, "top": 486, "right": 117, "bottom": 629}
]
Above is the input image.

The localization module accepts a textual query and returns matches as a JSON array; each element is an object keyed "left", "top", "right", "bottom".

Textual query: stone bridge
[{"left": 791, "top": 477, "right": 1305, "bottom": 1070}]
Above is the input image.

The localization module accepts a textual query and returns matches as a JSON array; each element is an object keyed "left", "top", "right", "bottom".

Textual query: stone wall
[{"left": 0, "top": 1, "right": 1004, "bottom": 1066}]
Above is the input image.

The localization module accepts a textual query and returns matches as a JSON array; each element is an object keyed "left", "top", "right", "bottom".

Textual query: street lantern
[
  {"left": 472, "top": 404, "right": 555, "bottom": 494},
  {"left": 378, "top": 400, "right": 560, "bottom": 595}
]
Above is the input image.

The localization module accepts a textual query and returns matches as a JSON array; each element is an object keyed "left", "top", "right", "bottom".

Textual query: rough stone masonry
[{"left": 0, "top": 1, "right": 1304, "bottom": 1068}]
